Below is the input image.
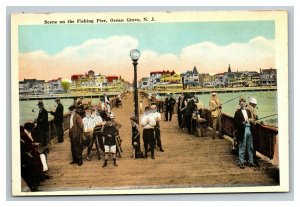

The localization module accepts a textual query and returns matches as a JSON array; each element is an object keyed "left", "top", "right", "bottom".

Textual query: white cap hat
[
  {"left": 249, "top": 97, "right": 257, "bottom": 104},
  {"left": 211, "top": 92, "right": 217, "bottom": 96}
]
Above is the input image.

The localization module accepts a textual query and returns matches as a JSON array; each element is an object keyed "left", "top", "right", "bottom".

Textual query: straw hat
[{"left": 249, "top": 97, "right": 257, "bottom": 105}]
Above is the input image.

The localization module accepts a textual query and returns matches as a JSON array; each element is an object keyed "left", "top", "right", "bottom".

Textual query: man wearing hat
[
  {"left": 36, "top": 100, "right": 49, "bottom": 147},
  {"left": 49, "top": 98, "right": 64, "bottom": 143},
  {"left": 164, "top": 93, "right": 176, "bottom": 121},
  {"left": 247, "top": 97, "right": 258, "bottom": 121},
  {"left": 76, "top": 97, "right": 85, "bottom": 118},
  {"left": 234, "top": 98, "right": 257, "bottom": 169},
  {"left": 176, "top": 94, "right": 186, "bottom": 130},
  {"left": 209, "top": 92, "right": 223, "bottom": 139},
  {"left": 68, "top": 105, "right": 84, "bottom": 166},
  {"left": 184, "top": 95, "right": 197, "bottom": 134},
  {"left": 247, "top": 97, "right": 259, "bottom": 162},
  {"left": 110, "top": 112, "right": 122, "bottom": 157},
  {"left": 150, "top": 103, "right": 164, "bottom": 152}
]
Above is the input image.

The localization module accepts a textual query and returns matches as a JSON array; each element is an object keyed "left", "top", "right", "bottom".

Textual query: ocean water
[
  {"left": 19, "top": 97, "right": 102, "bottom": 125},
  {"left": 19, "top": 91, "right": 278, "bottom": 126}
]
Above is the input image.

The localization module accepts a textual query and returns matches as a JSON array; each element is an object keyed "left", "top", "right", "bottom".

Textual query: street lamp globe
[{"left": 130, "top": 49, "right": 140, "bottom": 61}]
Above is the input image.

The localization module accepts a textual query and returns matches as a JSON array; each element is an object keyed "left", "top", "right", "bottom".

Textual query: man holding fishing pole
[
  {"left": 209, "top": 92, "right": 223, "bottom": 139},
  {"left": 246, "top": 97, "right": 259, "bottom": 162},
  {"left": 234, "top": 98, "right": 257, "bottom": 169}
]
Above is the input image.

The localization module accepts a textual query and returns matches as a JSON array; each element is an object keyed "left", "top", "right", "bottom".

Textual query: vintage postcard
[{"left": 11, "top": 10, "right": 288, "bottom": 196}]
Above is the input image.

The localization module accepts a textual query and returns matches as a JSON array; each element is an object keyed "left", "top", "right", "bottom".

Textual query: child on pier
[{"left": 130, "top": 115, "right": 143, "bottom": 159}]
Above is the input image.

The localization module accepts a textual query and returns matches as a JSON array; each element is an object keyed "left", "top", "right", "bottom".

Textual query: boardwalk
[{"left": 26, "top": 93, "right": 279, "bottom": 193}]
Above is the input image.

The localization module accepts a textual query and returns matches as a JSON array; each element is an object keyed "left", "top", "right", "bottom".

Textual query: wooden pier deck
[{"left": 24, "top": 93, "right": 279, "bottom": 194}]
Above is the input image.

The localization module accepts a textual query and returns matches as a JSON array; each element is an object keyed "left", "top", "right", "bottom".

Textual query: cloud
[{"left": 19, "top": 35, "right": 275, "bottom": 82}]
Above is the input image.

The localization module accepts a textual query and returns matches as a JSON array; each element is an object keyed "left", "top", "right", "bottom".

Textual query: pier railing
[
  {"left": 143, "top": 92, "right": 278, "bottom": 161},
  {"left": 205, "top": 110, "right": 278, "bottom": 160}
]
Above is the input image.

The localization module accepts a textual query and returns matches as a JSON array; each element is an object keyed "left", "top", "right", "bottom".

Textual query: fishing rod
[
  {"left": 221, "top": 94, "right": 245, "bottom": 105},
  {"left": 256, "top": 114, "right": 277, "bottom": 121}
]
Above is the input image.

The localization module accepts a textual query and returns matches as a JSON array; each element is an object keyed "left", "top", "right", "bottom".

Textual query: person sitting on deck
[
  {"left": 234, "top": 98, "right": 257, "bottom": 169},
  {"left": 20, "top": 122, "right": 50, "bottom": 191},
  {"left": 102, "top": 117, "right": 119, "bottom": 167},
  {"left": 194, "top": 102, "right": 208, "bottom": 137}
]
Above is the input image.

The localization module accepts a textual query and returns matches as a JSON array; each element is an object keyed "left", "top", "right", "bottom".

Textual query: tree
[{"left": 61, "top": 80, "right": 70, "bottom": 92}]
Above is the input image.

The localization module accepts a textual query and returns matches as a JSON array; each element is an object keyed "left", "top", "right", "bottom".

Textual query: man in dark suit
[
  {"left": 164, "top": 93, "right": 176, "bottom": 121},
  {"left": 68, "top": 105, "right": 84, "bottom": 166},
  {"left": 49, "top": 98, "right": 64, "bottom": 143},
  {"left": 36, "top": 101, "right": 49, "bottom": 147},
  {"left": 176, "top": 94, "right": 186, "bottom": 129},
  {"left": 234, "top": 98, "right": 257, "bottom": 169},
  {"left": 184, "top": 95, "right": 197, "bottom": 134}
]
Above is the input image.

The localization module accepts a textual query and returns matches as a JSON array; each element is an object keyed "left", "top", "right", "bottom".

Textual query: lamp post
[{"left": 130, "top": 49, "right": 141, "bottom": 123}]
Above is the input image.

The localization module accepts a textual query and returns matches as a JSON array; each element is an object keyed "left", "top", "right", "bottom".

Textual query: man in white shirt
[
  {"left": 141, "top": 106, "right": 156, "bottom": 159},
  {"left": 82, "top": 107, "right": 96, "bottom": 161},
  {"left": 150, "top": 103, "right": 164, "bottom": 152}
]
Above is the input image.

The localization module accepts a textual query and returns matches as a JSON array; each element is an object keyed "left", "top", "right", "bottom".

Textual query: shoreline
[
  {"left": 141, "top": 86, "right": 277, "bottom": 95},
  {"left": 19, "top": 91, "right": 123, "bottom": 101},
  {"left": 19, "top": 86, "right": 277, "bottom": 100}
]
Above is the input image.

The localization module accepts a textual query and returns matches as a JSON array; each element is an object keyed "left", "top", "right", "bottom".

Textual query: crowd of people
[
  {"left": 148, "top": 91, "right": 259, "bottom": 170},
  {"left": 20, "top": 91, "right": 261, "bottom": 191}
]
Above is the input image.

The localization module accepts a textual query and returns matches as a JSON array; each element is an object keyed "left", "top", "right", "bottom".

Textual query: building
[
  {"left": 199, "top": 74, "right": 215, "bottom": 87},
  {"left": 183, "top": 66, "right": 200, "bottom": 87},
  {"left": 160, "top": 70, "right": 182, "bottom": 83},
  {"left": 47, "top": 77, "right": 64, "bottom": 94},
  {"left": 149, "top": 71, "right": 164, "bottom": 89},
  {"left": 19, "top": 79, "right": 46, "bottom": 96},
  {"left": 260, "top": 68, "right": 277, "bottom": 86},
  {"left": 70, "top": 70, "right": 125, "bottom": 93},
  {"left": 140, "top": 77, "right": 150, "bottom": 89}
]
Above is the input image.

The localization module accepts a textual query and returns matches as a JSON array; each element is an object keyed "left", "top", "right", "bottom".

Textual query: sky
[{"left": 19, "top": 21, "right": 275, "bottom": 82}]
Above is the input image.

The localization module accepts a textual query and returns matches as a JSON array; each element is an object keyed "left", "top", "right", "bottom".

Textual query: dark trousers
[
  {"left": 155, "top": 123, "right": 162, "bottom": 149},
  {"left": 165, "top": 107, "right": 173, "bottom": 121},
  {"left": 143, "top": 128, "right": 155, "bottom": 156},
  {"left": 38, "top": 128, "right": 49, "bottom": 146},
  {"left": 84, "top": 132, "right": 94, "bottom": 157},
  {"left": 185, "top": 115, "right": 192, "bottom": 134},
  {"left": 70, "top": 138, "right": 83, "bottom": 164},
  {"left": 55, "top": 123, "right": 64, "bottom": 142},
  {"left": 178, "top": 112, "right": 184, "bottom": 128}
]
